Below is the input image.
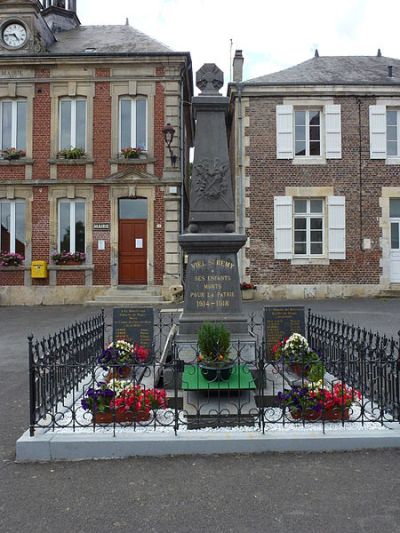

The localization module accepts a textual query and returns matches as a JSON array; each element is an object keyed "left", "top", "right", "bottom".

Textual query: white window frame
[
  {"left": 294, "top": 109, "right": 322, "bottom": 158},
  {"left": 57, "top": 199, "right": 85, "bottom": 253},
  {"left": 386, "top": 109, "right": 400, "bottom": 158},
  {"left": 293, "top": 198, "right": 325, "bottom": 256},
  {"left": 0, "top": 99, "right": 26, "bottom": 151},
  {"left": 119, "top": 97, "right": 147, "bottom": 151},
  {"left": 59, "top": 98, "right": 87, "bottom": 151},
  {"left": 0, "top": 199, "right": 25, "bottom": 254}
]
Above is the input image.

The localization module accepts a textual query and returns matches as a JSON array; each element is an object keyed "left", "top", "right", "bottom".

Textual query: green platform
[{"left": 182, "top": 364, "right": 256, "bottom": 391}]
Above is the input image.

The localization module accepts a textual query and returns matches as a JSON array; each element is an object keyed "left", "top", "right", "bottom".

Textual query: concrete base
[{"left": 16, "top": 428, "right": 400, "bottom": 462}]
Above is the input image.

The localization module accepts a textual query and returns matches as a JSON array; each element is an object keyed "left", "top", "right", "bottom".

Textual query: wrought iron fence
[{"left": 28, "top": 309, "right": 400, "bottom": 437}]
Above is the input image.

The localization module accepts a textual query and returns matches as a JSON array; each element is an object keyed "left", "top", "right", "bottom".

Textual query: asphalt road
[{"left": 1, "top": 299, "right": 400, "bottom": 533}]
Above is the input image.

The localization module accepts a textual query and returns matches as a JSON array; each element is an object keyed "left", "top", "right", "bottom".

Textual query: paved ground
[{"left": 1, "top": 299, "right": 400, "bottom": 533}]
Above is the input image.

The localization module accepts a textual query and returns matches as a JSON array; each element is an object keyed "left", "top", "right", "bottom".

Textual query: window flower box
[
  {"left": 52, "top": 251, "right": 86, "bottom": 265},
  {"left": 0, "top": 252, "right": 24, "bottom": 266},
  {"left": 1, "top": 148, "right": 26, "bottom": 161},
  {"left": 120, "top": 147, "right": 143, "bottom": 159},
  {"left": 57, "top": 148, "right": 87, "bottom": 160},
  {"left": 240, "top": 282, "right": 256, "bottom": 300}
]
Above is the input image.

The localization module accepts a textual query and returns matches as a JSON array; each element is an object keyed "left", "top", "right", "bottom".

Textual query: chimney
[
  {"left": 388, "top": 65, "right": 393, "bottom": 77},
  {"left": 377, "top": 48, "right": 382, "bottom": 57},
  {"left": 232, "top": 50, "right": 244, "bottom": 83}
]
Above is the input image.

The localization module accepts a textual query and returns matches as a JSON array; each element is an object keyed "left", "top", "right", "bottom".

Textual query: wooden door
[{"left": 118, "top": 220, "right": 147, "bottom": 284}]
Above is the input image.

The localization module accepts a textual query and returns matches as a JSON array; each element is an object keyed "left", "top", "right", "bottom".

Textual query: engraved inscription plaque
[
  {"left": 264, "top": 306, "right": 305, "bottom": 358},
  {"left": 112, "top": 307, "right": 154, "bottom": 350}
]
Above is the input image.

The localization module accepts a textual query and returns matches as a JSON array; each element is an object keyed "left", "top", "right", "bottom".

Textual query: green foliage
[
  {"left": 197, "top": 322, "right": 231, "bottom": 363},
  {"left": 58, "top": 147, "right": 86, "bottom": 159},
  {"left": 307, "top": 361, "right": 326, "bottom": 383}
]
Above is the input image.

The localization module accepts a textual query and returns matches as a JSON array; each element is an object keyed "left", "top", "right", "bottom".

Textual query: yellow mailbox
[{"left": 31, "top": 260, "right": 48, "bottom": 279}]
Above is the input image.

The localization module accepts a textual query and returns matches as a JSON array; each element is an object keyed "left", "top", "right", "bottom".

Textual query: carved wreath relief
[{"left": 194, "top": 158, "right": 228, "bottom": 200}]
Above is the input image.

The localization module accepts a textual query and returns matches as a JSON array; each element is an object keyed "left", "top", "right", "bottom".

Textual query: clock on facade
[{"left": 2, "top": 22, "right": 27, "bottom": 48}]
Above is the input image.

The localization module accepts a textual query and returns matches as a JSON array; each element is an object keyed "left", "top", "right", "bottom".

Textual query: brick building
[
  {"left": 229, "top": 51, "right": 400, "bottom": 299},
  {"left": 0, "top": 0, "right": 193, "bottom": 305}
]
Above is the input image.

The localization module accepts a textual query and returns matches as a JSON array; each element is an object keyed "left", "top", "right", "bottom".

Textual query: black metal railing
[
  {"left": 28, "top": 309, "right": 400, "bottom": 436},
  {"left": 307, "top": 310, "right": 400, "bottom": 420}
]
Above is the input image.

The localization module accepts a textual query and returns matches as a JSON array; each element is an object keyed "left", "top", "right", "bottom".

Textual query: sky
[{"left": 77, "top": 0, "right": 400, "bottom": 85}]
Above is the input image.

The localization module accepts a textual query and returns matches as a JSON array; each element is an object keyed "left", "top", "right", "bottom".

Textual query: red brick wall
[
  {"left": 154, "top": 187, "right": 165, "bottom": 285},
  {"left": 117, "top": 164, "right": 146, "bottom": 173},
  {"left": 93, "top": 68, "right": 111, "bottom": 179},
  {"left": 154, "top": 78, "right": 165, "bottom": 178},
  {"left": 31, "top": 186, "right": 49, "bottom": 286},
  {"left": 32, "top": 68, "right": 51, "bottom": 180},
  {"left": 57, "top": 165, "right": 86, "bottom": 180},
  {"left": 92, "top": 185, "right": 110, "bottom": 285},
  {"left": 57, "top": 270, "right": 85, "bottom": 285},
  {"left": 0, "top": 269, "right": 24, "bottom": 285},
  {"left": 244, "top": 95, "right": 397, "bottom": 286},
  {"left": 0, "top": 166, "right": 25, "bottom": 181}
]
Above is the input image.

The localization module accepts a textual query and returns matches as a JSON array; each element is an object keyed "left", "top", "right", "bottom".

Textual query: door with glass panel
[
  {"left": 118, "top": 198, "right": 147, "bottom": 285},
  {"left": 390, "top": 199, "right": 400, "bottom": 282}
]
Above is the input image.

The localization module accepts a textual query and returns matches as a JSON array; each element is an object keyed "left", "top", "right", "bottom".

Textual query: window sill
[
  {"left": 110, "top": 157, "right": 155, "bottom": 165},
  {"left": 48, "top": 264, "right": 94, "bottom": 270},
  {"left": 290, "top": 257, "right": 330, "bottom": 265},
  {"left": 0, "top": 265, "right": 26, "bottom": 271},
  {"left": 0, "top": 158, "right": 33, "bottom": 166},
  {"left": 292, "top": 157, "right": 327, "bottom": 166},
  {"left": 48, "top": 159, "right": 94, "bottom": 165},
  {"left": 385, "top": 158, "right": 400, "bottom": 165}
]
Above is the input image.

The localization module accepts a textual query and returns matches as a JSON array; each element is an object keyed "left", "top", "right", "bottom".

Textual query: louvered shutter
[
  {"left": 328, "top": 196, "right": 346, "bottom": 260},
  {"left": 274, "top": 196, "right": 293, "bottom": 259},
  {"left": 325, "top": 105, "right": 342, "bottom": 159},
  {"left": 276, "top": 105, "right": 293, "bottom": 159},
  {"left": 369, "top": 105, "right": 387, "bottom": 159}
]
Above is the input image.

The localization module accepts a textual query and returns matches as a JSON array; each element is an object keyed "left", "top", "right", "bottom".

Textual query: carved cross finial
[{"left": 196, "top": 64, "right": 224, "bottom": 95}]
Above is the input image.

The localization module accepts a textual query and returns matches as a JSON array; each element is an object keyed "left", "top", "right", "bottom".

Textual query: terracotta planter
[
  {"left": 289, "top": 363, "right": 311, "bottom": 378},
  {"left": 291, "top": 407, "right": 350, "bottom": 421},
  {"left": 105, "top": 366, "right": 131, "bottom": 381},
  {"left": 94, "top": 410, "right": 151, "bottom": 424}
]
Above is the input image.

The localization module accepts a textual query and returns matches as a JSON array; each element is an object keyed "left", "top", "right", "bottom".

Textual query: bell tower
[{"left": 42, "top": 0, "right": 80, "bottom": 32}]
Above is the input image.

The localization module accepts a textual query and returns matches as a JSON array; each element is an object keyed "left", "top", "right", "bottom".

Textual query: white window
[
  {"left": 0, "top": 199, "right": 25, "bottom": 254},
  {"left": 276, "top": 104, "right": 341, "bottom": 160},
  {"left": 0, "top": 100, "right": 27, "bottom": 151},
  {"left": 294, "top": 198, "right": 324, "bottom": 255},
  {"left": 274, "top": 196, "right": 345, "bottom": 260},
  {"left": 58, "top": 199, "right": 85, "bottom": 253},
  {"left": 368, "top": 105, "right": 400, "bottom": 160},
  {"left": 386, "top": 110, "right": 400, "bottom": 157},
  {"left": 59, "top": 98, "right": 87, "bottom": 150},
  {"left": 294, "top": 111, "right": 321, "bottom": 157},
  {"left": 119, "top": 97, "right": 147, "bottom": 150}
]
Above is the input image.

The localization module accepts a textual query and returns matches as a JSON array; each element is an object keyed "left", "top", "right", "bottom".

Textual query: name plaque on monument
[
  {"left": 112, "top": 307, "right": 154, "bottom": 349},
  {"left": 185, "top": 254, "right": 240, "bottom": 314},
  {"left": 264, "top": 306, "right": 305, "bottom": 358}
]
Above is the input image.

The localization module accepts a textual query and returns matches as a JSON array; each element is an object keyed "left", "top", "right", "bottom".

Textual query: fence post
[
  {"left": 28, "top": 334, "right": 36, "bottom": 437},
  {"left": 101, "top": 308, "right": 105, "bottom": 349}
]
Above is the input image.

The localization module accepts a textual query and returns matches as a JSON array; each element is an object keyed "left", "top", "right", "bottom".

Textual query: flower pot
[
  {"left": 241, "top": 289, "right": 255, "bottom": 300},
  {"left": 289, "top": 363, "right": 311, "bottom": 378},
  {"left": 58, "top": 260, "right": 82, "bottom": 266},
  {"left": 105, "top": 366, "right": 131, "bottom": 381},
  {"left": 290, "top": 407, "right": 350, "bottom": 422},
  {"left": 199, "top": 361, "right": 235, "bottom": 382},
  {"left": 94, "top": 409, "right": 150, "bottom": 424}
]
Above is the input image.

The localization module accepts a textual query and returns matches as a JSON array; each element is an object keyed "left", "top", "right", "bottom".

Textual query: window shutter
[
  {"left": 369, "top": 105, "right": 387, "bottom": 159},
  {"left": 274, "top": 196, "right": 293, "bottom": 259},
  {"left": 325, "top": 104, "right": 341, "bottom": 159},
  {"left": 328, "top": 196, "right": 346, "bottom": 260},
  {"left": 276, "top": 105, "right": 293, "bottom": 159}
]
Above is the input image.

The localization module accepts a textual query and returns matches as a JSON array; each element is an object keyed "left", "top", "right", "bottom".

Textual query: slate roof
[
  {"left": 245, "top": 55, "right": 400, "bottom": 85},
  {"left": 49, "top": 25, "right": 174, "bottom": 55}
]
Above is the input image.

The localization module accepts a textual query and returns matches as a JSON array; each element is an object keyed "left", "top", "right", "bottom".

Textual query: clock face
[{"left": 2, "top": 23, "right": 27, "bottom": 48}]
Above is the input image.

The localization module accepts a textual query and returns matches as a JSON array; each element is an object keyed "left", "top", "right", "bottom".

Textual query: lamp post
[{"left": 162, "top": 123, "right": 177, "bottom": 167}]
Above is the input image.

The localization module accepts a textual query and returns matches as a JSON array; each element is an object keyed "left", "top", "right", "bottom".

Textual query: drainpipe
[
  {"left": 180, "top": 65, "right": 185, "bottom": 283},
  {"left": 237, "top": 82, "right": 245, "bottom": 277}
]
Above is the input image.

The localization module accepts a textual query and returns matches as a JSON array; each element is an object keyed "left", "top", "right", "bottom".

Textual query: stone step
[
  {"left": 86, "top": 299, "right": 169, "bottom": 307},
  {"left": 377, "top": 290, "right": 400, "bottom": 298}
]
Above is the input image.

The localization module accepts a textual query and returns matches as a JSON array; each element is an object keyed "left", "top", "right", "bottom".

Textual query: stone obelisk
[{"left": 178, "top": 64, "right": 247, "bottom": 335}]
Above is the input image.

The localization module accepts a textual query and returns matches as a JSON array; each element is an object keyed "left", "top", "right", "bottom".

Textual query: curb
[{"left": 16, "top": 428, "right": 400, "bottom": 462}]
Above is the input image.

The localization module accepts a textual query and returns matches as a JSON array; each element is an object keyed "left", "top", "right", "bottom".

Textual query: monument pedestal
[{"left": 178, "top": 233, "right": 248, "bottom": 335}]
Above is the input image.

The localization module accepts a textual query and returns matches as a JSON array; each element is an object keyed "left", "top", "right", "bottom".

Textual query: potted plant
[
  {"left": 278, "top": 382, "right": 361, "bottom": 421},
  {"left": 120, "top": 147, "right": 143, "bottom": 159},
  {"left": 197, "top": 322, "right": 234, "bottom": 382},
  {"left": 272, "top": 333, "right": 322, "bottom": 378},
  {"left": 58, "top": 147, "right": 86, "bottom": 160},
  {"left": 0, "top": 252, "right": 24, "bottom": 266},
  {"left": 81, "top": 381, "right": 167, "bottom": 424},
  {"left": 240, "top": 281, "right": 256, "bottom": 300},
  {"left": 98, "top": 340, "right": 150, "bottom": 380},
  {"left": 1, "top": 148, "right": 26, "bottom": 161},
  {"left": 52, "top": 251, "right": 86, "bottom": 265}
]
